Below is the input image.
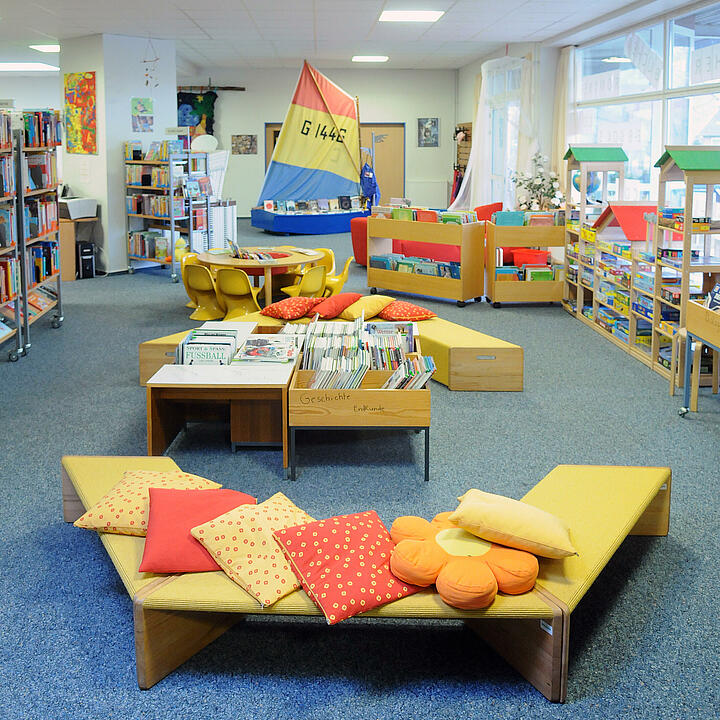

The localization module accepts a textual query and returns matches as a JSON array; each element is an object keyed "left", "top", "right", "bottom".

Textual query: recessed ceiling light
[
  {"left": 601, "top": 56, "right": 631, "bottom": 63},
  {"left": 0, "top": 62, "right": 59, "bottom": 72},
  {"left": 29, "top": 44, "right": 60, "bottom": 53},
  {"left": 352, "top": 55, "right": 389, "bottom": 63},
  {"left": 379, "top": 10, "right": 444, "bottom": 22}
]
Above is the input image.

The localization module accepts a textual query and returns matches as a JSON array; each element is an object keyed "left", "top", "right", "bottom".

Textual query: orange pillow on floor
[
  {"left": 377, "top": 300, "right": 436, "bottom": 321},
  {"left": 261, "top": 297, "right": 324, "bottom": 320},
  {"left": 309, "top": 292, "right": 362, "bottom": 319}
]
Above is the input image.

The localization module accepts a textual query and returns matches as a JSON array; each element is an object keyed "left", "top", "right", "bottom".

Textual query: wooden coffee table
[{"left": 146, "top": 362, "right": 298, "bottom": 467}]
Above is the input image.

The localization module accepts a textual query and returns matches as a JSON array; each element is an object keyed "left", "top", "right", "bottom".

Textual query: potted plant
[{"left": 512, "top": 152, "right": 564, "bottom": 211}]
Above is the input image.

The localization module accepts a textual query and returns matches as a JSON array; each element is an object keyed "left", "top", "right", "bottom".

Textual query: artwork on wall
[
  {"left": 131, "top": 97, "right": 154, "bottom": 133},
  {"left": 177, "top": 91, "right": 218, "bottom": 138},
  {"left": 231, "top": 134, "right": 257, "bottom": 155},
  {"left": 64, "top": 71, "right": 97, "bottom": 154},
  {"left": 417, "top": 117, "right": 439, "bottom": 148}
]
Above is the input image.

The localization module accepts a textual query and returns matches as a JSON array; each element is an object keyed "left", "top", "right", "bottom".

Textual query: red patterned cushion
[
  {"left": 138, "top": 488, "right": 256, "bottom": 573},
  {"left": 273, "top": 510, "right": 420, "bottom": 624},
  {"left": 309, "top": 292, "right": 362, "bottom": 319},
  {"left": 377, "top": 300, "right": 436, "bottom": 321},
  {"left": 260, "top": 297, "right": 324, "bottom": 320}
]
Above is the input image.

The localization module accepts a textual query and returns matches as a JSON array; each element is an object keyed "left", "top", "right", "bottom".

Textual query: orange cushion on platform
[
  {"left": 310, "top": 292, "right": 362, "bottom": 319},
  {"left": 377, "top": 300, "right": 436, "bottom": 321},
  {"left": 261, "top": 297, "right": 324, "bottom": 320},
  {"left": 73, "top": 470, "right": 221, "bottom": 536},
  {"left": 138, "top": 488, "right": 257, "bottom": 573}
]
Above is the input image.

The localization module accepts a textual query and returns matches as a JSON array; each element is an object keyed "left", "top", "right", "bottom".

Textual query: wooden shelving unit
[
  {"left": 485, "top": 223, "right": 565, "bottom": 307},
  {"left": 124, "top": 150, "right": 207, "bottom": 282},
  {"left": 366, "top": 217, "right": 484, "bottom": 306},
  {"left": 653, "top": 146, "right": 720, "bottom": 387},
  {"left": 563, "top": 145, "right": 626, "bottom": 322}
]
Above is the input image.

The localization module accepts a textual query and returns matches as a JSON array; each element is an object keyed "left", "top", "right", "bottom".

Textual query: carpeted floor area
[{"left": 1, "top": 220, "right": 718, "bottom": 719}]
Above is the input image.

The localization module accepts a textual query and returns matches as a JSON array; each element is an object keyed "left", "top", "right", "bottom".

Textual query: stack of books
[
  {"left": 176, "top": 328, "right": 241, "bottom": 365},
  {"left": 233, "top": 334, "right": 301, "bottom": 363},
  {"left": 0, "top": 154, "right": 15, "bottom": 198},
  {"left": 22, "top": 152, "right": 57, "bottom": 191},
  {"left": 369, "top": 252, "right": 461, "bottom": 279},
  {"left": 22, "top": 110, "right": 61, "bottom": 148}
]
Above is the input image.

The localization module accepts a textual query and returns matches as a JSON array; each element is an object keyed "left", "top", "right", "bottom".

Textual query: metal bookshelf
[{"left": 124, "top": 150, "right": 208, "bottom": 282}]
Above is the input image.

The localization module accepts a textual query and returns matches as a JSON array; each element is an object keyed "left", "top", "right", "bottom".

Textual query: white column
[{"left": 60, "top": 34, "right": 177, "bottom": 274}]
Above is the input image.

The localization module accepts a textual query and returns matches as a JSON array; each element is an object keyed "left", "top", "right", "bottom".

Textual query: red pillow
[
  {"left": 309, "top": 292, "right": 362, "bottom": 319},
  {"left": 273, "top": 510, "right": 420, "bottom": 624},
  {"left": 260, "top": 297, "right": 324, "bottom": 320},
  {"left": 138, "top": 488, "right": 256, "bottom": 573},
  {"left": 377, "top": 300, "right": 436, "bottom": 321}
]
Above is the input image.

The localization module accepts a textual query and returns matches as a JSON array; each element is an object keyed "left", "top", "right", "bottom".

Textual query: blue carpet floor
[{"left": 0, "top": 220, "right": 718, "bottom": 719}]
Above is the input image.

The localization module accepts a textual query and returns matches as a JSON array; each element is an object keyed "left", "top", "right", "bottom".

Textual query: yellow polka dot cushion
[
  {"left": 273, "top": 510, "right": 420, "bottom": 624},
  {"left": 190, "top": 492, "right": 314, "bottom": 607},
  {"left": 390, "top": 513, "right": 539, "bottom": 610},
  {"left": 449, "top": 488, "right": 577, "bottom": 559},
  {"left": 73, "top": 469, "right": 221, "bottom": 536},
  {"left": 377, "top": 300, "right": 436, "bottom": 321}
]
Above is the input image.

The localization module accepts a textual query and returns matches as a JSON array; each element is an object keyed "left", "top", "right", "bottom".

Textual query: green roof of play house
[
  {"left": 654, "top": 148, "right": 720, "bottom": 171},
  {"left": 563, "top": 146, "right": 628, "bottom": 162}
]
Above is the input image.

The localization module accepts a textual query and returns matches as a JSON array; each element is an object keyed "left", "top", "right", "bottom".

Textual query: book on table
[
  {"left": 177, "top": 328, "right": 241, "bottom": 365},
  {"left": 233, "top": 335, "right": 300, "bottom": 363}
]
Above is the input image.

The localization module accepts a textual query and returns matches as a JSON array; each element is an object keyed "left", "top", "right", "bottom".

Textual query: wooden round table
[{"left": 197, "top": 247, "right": 324, "bottom": 306}]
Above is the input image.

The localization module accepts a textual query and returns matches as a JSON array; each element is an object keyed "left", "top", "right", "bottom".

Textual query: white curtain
[
  {"left": 551, "top": 46, "right": 576, "bottom": 195},
  {"left": 450, "top": 56, "right": 533, "bottom": 211}
]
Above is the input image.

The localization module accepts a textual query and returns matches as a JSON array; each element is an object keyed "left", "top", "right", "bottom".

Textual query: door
[
  {"left": 360, "top": 124, "right": 405, "bottom": 203},
  {"left": 264, "top": 122, "right": 405, "bottom": 202}
]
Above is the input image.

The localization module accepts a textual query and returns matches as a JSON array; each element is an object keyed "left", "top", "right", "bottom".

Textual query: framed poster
[
  {"left": 231, "top": 134, "right": 257, "bottom": 154},
  {"left": 417, "top": 117, "right": 439, "bottom": 148},
  {"left": 64, "top": 71, "right": 97, "bottom": 154}
]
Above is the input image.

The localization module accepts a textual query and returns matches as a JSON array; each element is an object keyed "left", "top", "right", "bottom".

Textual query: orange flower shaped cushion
[{"left": 389, "top": 512, "right": 538, "bottom": 609}]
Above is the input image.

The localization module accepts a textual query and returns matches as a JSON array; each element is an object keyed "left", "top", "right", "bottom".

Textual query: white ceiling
[{"left": 0, "top": 0, "right": 702, "bottom": 74}]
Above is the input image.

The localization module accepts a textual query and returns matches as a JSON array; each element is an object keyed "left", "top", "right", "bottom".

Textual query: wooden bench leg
[
  {"left": 62, "top": 465, "right": 85, "bottom": 522},
  {"left": 133, "top": 579, "right": 241, "bottom": 689},
  {"left": 630, "top": 474, "right": 671, "bottom": 536},
  {"left": 465, "top": 588, "right": 569, "bottom": 702}
]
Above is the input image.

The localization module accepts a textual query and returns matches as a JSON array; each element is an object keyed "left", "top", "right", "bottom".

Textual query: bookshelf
[
  {"left": 0, "top": 113, "right": 22, "bottom": 361},
  {"left": 366, "top": 217, "right": 484, "bottom": 306},
  {"left": 562, "top": 145, "right": 627, "bottom": 325},
  {"left": 124, "top": 146, "right": 208, "bottom": 282},
  {"left": 653, "top": 146, "right": 720, "bottom": 387},
  {"left": 485, "top": 223, "right": 565, "bottom": 307},
  {"left": 12, "top": 114, "right": 63, "bottom": 357}
]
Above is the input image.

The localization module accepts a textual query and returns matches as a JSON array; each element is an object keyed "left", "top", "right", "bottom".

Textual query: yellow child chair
[
  {"left": 215, "top": 268, "right": 262, "bottom": 320},
  {"left": 323, "top": 256, "right": 353, "bottom": 297},
  {"left": 281, "top": 265, "right": 327, "bottom": 298},
  {"left": 313, "top": 248, "right": 335, "bottom": 275},
  {"left": 275, "top": 247, "right": 335, "bottom": 292},
  {"left": 181, "top": 253, "right": 200, "bottom": 308},
  {"left": 185, "top": 264, "right": 224, "bottom": 320}
]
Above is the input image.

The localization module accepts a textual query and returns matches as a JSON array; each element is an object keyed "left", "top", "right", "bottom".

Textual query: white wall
[
  {"left": 182, "top": 67, "right": 457, "bottom": 215},
  {"left": 0, "top": 75, "right": 62, "bottom": 110},
  {"left": 60, "top": 35, "right": 177, "bottom": 273}
]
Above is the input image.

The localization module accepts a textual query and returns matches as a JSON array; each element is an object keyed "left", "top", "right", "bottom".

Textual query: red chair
[{"left": 474, "top": 202, "right": 503, "bottom": 221}]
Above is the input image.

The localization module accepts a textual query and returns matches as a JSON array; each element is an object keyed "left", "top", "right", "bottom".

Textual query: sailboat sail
[{"left": 258, "top": 61, "right": 361, "bottom": 203}]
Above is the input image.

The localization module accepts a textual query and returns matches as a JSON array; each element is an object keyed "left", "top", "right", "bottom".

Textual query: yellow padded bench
[
  {"left": 139, "top": 312, "right": 523, "bottom": 391},
  {"left": 63, "top": 456, "right": 670, "bottom": 701}
]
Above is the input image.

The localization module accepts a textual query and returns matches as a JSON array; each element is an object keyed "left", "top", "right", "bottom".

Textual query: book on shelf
[
  {"left": 0, "top": 317, "right": 13, "bottom": 342},
  {"left": 125, "top": 141, "right": 143, "bottom": 161},
  {"left": 1, "top": 154, "right": 15, "bottom": 197},
  {"left": 337, "top": 195, "right": 351, "bottom": 211},
  {"left": 706, "top": 283, "right": 720, "bottom": 311},
  {"left": 263, "top": 200, "right": 274, "bottom": 211},
  {"left": 0, "top": 111, "right": 12, "bottom": 150},
  {"left": 23, "top": 152, "right": 58, "bottom": 191},
  {"left": 22, "top": 109, "right": 61, "bottom": 148},
  {"left": 308, "top": 199, "right": 319, "bottom": 212},
  {"left": 327, "top": 198, "right": 338, "bottom": 212},
  {"left": 0, "top": 207, "right": 16, "bottom": 247},
  {"left": 317, "top": 198, "right": 329, "bottom": 212},
  {"left": 233, "top": 335, "right": 300, "bottom": 363},
  {"left": 0, "top": 256, "right": 19, "bottom": 302},
  {"left": 196, "top": 176, "right": 213, "bottom": 197}
]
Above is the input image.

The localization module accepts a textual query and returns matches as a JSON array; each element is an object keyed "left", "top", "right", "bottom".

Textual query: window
[
  {"left": 576, "top": 23, "right": 664, "bottom": 102},
  {"left": 671, "top": 6, "right": 720, "bottom": 88},
  {"left": 570, "top": 3, "right": 720, "bottom": 203}
]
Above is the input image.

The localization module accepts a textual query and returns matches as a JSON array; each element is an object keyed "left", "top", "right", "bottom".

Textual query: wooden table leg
[
  {"left": 282, "top": 384, "right": 289, "bottom": 468},
  {"left": 264, "top": 267, "right": 273, "bottom": 307},
  {"left": 147, "top": 388, "right": 184, "bottom": 456}
]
